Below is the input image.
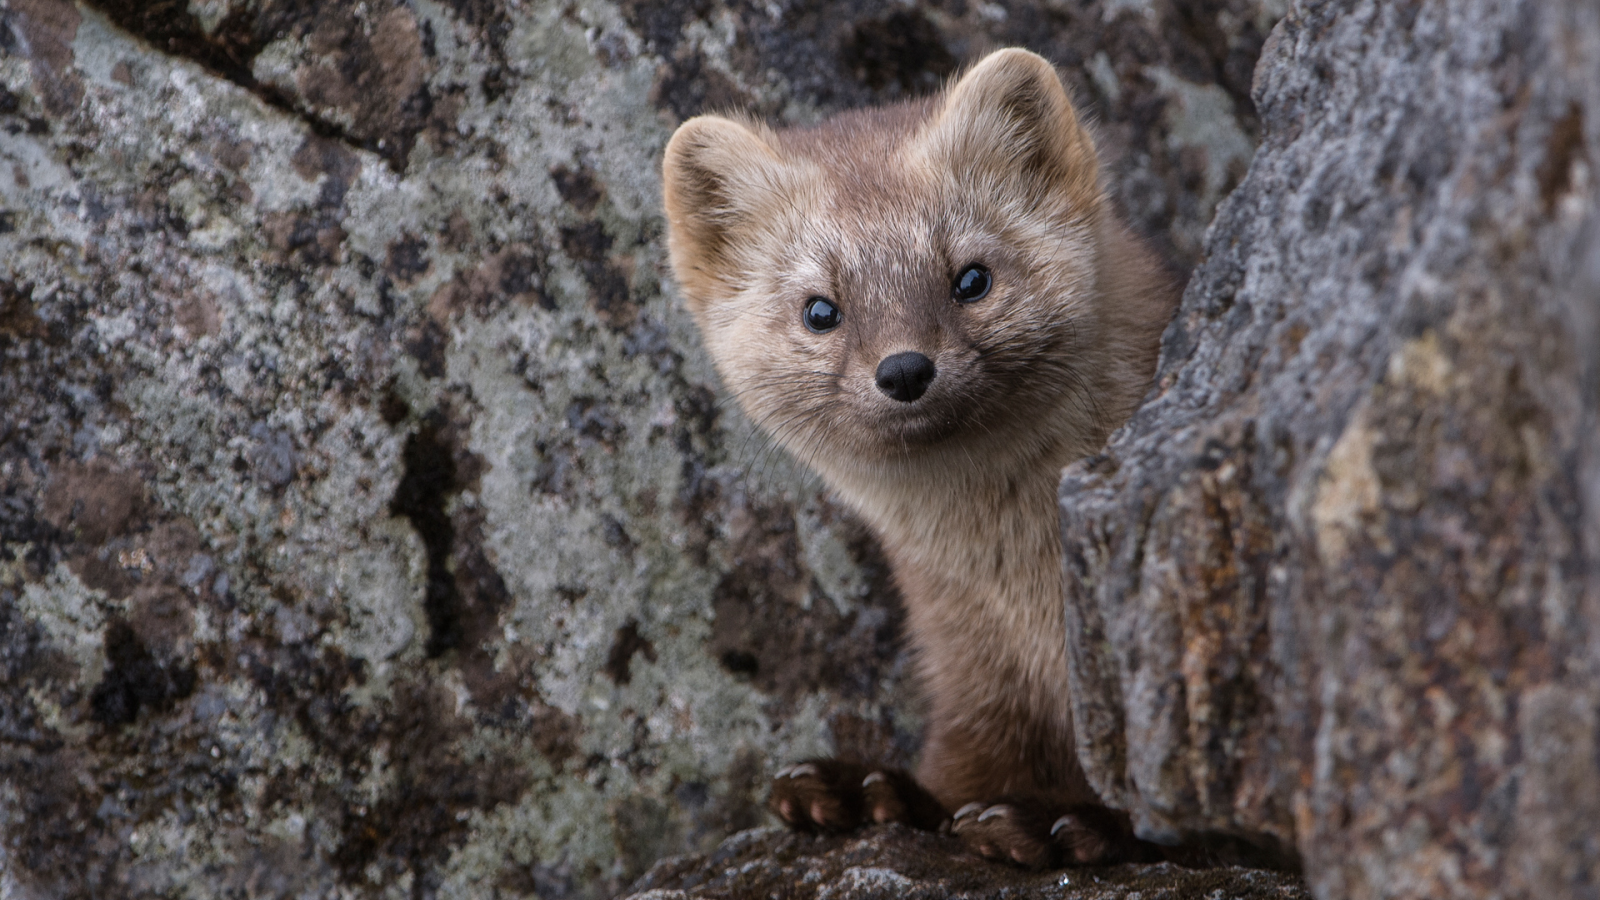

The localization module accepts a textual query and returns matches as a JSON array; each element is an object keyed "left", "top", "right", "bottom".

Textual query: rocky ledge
[{"left": 623, "top": 827, "right": 1309, "bottom": 900}]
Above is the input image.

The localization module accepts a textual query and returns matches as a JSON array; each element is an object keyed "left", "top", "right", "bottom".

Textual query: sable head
[{"left": 662, "top": 49, "right": 1117, "bottom": 479}]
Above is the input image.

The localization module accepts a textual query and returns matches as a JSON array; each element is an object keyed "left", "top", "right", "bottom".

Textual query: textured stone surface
[
  {"left": 623, "top": 826, "right": 1310, "bottom": 900},
  {"left": 0, "top": 0, "right": 1280, "bottom": 897},
  {"left": 1060, "top": 1, "right": 1600, "bottom": 898}
]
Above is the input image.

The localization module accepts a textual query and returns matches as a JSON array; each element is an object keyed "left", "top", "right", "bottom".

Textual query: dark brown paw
[
  {"left": 768, "top": 759, "right": 946, "bottom": 833},
  {"left": 952, "top": 800, "right": 1155, "bottom": 869},
  {"left": 950, "top": 800, "right": 1061, "bottom": 867}
]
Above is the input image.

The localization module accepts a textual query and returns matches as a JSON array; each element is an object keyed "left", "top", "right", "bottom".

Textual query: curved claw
[
  {"left": 953, "top": 801, "right": 985, "bottom": 821},
  {"left": 977, "top": 805, "right": 1011, "bottom": 823}
]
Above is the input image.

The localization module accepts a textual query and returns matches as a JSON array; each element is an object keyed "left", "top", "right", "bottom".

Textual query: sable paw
[
  {"left": 952, "top": 800, "right": 1152, "bottom": 869},
  {"left": 768, "top": 759, "right": 946, "bottom": 833},
  {"left": 951, "top": 800, "right": 1063, "bottom": 867}
]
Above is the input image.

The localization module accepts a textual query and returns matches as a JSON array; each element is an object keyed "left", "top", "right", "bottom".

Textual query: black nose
[{"left": 875, "top": 351, "right": 937, "bottom": 403}]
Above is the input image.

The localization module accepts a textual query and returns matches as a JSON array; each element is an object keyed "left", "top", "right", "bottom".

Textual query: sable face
[{"left": 663, "top": 49, "right": 1109, "bottom": 474}]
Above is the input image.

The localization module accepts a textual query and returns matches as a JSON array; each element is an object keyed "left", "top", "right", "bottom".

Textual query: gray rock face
[
  {"left": 0, "top": 0, "right": 1279, "bottom": 897},
  {"left": 624, "top": 826, "right": 1311, "bottom": 900},
  {"left": 1059, "top": 1, "right": 1600, "bottom": 898}
]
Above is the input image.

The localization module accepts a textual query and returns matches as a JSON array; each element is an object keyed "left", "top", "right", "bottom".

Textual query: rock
[
  {"left": 0, "top": 1, "right": 1280, "bottom": 898},
  {"left": 1059, "top": 1, "right": 1600, "bottom": 898},
  {"left": 623, "top": 826, "right": 1311, "bottom": 900}
]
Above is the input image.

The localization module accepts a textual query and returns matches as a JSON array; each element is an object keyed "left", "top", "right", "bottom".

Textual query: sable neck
[{"left": 824, "top": 444, "right": 1070, "bottom": 606}]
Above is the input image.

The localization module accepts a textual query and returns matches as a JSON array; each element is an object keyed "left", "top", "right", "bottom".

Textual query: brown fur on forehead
[
  {"left": 767, "top": 100, "right": 955, "bottom": 240},
  {"left": 771, "top": 98, "right": 939, "bottom": 176}
]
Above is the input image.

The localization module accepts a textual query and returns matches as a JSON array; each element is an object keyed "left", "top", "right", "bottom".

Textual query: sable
[{"left": 662, "top": 48, "right": 1178, "bottom": 867}]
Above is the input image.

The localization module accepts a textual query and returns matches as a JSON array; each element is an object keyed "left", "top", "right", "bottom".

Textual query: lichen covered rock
[
  {"left": 623, "top": 826, "right": 1311, "bottom": 900},
  {"left": 1059, "top": 1, "right": 1600, "bottom": 898}
]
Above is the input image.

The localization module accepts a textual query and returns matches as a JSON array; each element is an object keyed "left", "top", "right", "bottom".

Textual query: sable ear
[
  {"left": 920, "top": 49, "right": 1100, "bottom": 216},
  {"left": 662, "top": 115, "right": 786, "bottom": 307}
]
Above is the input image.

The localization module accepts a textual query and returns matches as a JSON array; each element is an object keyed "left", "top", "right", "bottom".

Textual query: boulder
[{"left": 1059, "top": 2, "right": 1600, "bottom": 898}]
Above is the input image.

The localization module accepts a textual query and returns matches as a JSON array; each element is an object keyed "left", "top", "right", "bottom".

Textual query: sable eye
[
  {"left": 803, "top": 296, "right": 842, "bottom": 333},
  {"left": 953, "top": 264, "right": 991, "bottom": 303}
]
